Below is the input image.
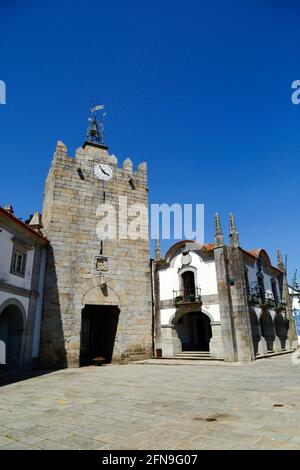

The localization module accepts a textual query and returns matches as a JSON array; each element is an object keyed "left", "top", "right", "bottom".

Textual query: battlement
[{"left": 52, "top": 140, "right": 147, "bottom": 178}]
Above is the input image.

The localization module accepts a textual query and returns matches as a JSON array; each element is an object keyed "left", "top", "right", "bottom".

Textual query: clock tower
[{"left": 39, "top": 112, "right": 153, "bottom": 368}]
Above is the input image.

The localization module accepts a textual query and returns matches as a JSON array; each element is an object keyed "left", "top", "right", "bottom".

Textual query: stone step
[
  {"left": 176, "top": 351, "right": 210, "bottom": 355},
  {"left": 174, "top": 356, "right": 211, "bottom": 360},
  {"left": 175, "top": 351, "right": 211, "bottom": 360}
]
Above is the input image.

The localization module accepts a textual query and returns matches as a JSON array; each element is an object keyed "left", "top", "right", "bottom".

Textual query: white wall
[
  {"left": 159, "top": 251, "right": 219, "bottom": 325},
  {"left": 161, "top": 308, "right": 176, "bottom": 326},
  {"left": 0, "top": 291, "right": 29, "bottom": 318},
  {"left": 159, "top": 252, "right": 218, "bottom": 301},
  {"left": 0, "top": 227, "right": 35, "bottom": 291}
]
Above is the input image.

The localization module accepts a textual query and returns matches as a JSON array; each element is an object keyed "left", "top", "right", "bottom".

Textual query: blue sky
[{"left": 0, "top": 0, "right": 299, "bottom": 280}]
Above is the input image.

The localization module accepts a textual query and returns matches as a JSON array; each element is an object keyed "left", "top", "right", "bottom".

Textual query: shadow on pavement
[{"left": 0, "top": 368, "right": 60, "bottom": 387}]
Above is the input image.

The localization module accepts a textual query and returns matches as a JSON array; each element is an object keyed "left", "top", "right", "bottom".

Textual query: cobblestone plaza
[{"left": 0, "top": 355, "right": 299, "bottom": 450}]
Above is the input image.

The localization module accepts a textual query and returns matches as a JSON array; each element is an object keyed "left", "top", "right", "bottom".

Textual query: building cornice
[{"left": 0, "top": 281, "right": 39, "bottom": 299}]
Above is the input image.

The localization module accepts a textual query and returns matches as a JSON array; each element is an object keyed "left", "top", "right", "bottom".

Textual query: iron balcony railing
[
  {"left": 248, "top": 285, "right": 286, "bottom": 309},
  {"left": 173, "top": 287, "right": 201, "bottom": 306},
  {"left": 264, "top": 292, "right": 276, "bottom": 307},
  {"left": 248, "top": 286, "right": 261, "bottom": 305},
  {"left": 277, "top": 301, "right": 287, "bottom": 310}
]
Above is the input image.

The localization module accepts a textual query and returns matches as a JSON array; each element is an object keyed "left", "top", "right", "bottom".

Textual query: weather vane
[{"left": 87, "top": 104, "right": 107, "bottom": 145}]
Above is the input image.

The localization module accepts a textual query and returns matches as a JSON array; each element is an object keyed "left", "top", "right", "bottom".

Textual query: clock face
[{"left": 94, "top": 163, "right": 113, "bottom": 181}]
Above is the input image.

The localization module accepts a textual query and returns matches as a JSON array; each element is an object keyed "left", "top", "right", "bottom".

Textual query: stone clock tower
[{"left": 39, "top": 111, "right": 153, "bottom": 368}]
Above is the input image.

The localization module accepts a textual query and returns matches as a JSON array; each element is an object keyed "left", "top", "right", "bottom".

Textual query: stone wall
[{"left": 40, "top": 141, "right": 153, "bottom": 368}]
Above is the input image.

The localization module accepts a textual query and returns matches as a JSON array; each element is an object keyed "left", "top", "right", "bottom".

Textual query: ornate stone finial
[
  {"left": 292, "top": 270, "right": 299, "bottom": 290},
  {"left": 276, "top": 249, "right": 285, "bottom": 271},
  {"left": 229, "top": 213, "right": 240, "bottom": 247},
  {"left": 214, "top": 212, "right": 224, "bottom": 245},
  {"left": 3, "top": 204, "right": 14, "bottom": 214},
  {"left": 29, "top": 212, "right": 43, "bottom": 233},
  {"left": 86, "top": 105, "right": 106, "bottom": 145},
  {"left": 155, "top": 234, "right": 161, "bottom": 260}
]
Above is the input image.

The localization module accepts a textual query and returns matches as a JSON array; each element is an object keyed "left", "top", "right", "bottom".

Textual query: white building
[
  {"left": 153, "top": 214, "right": 299, "bottom": 361},
  {"left": 289, "top": 283, "right": 300, "bottom": 340},
  {"left": 0, "top": 207, "right": 48, "bottom": 370}
]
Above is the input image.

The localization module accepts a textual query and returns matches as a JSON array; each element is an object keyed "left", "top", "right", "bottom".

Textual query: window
[
  {"left": 11, "top": 248, "right": 26, "bottom": 276},
  {"left": 181, "top": 271, "right": 195, "bottom": 296},
  {"left": 244, "top": 267, "right": 250, "bottom": 295},
  {"left": 257, "top": 273, "right": 265, "bottom": 303},
  {"left": 271, "top": 279, "right": 279, "bottom": 305}
]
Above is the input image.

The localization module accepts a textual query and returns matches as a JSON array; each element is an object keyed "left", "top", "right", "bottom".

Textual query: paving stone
[{"left": 0, "top": 355, "right": 299, "bottom": 450}]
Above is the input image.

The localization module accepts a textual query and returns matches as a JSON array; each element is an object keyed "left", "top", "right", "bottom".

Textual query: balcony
[
  {"left": 264, "top": 292, "right": 276, "bottom": 308},
  {"left": 248, "top": 285, "right": 286, "bottom": 310},
  {"left": 277, "top": 301, "right": 287, "bottom": 310},
  {"left": 173, "top": 287, "right": 201, "bottom": 306},
  {"left": 248, "top": 286, "right": 261, "bottom": 305}
]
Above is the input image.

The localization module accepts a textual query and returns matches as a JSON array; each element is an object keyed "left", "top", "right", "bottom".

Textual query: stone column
[
  {"left": 213, "top": 214, "right": 237, "bottom": 361},
  {"left": 209, "top": 322, "right": 224, "bottom": 359},
  {"left": 274, "top": 336, "right": 282, "bottom": 353},
  {"left": 277, "top": 250, "right": 299, "bottom": 350},
  {"left": 161, "top": 325, "right": 181, "bottom": 358},
  {"left": 152, "top": 259, "right": 162, "bottom": 356},
  {"left": 257, "top": 336, "right": 268, "bottom": 356},
  {"left": 227, "top": 214, "right": 255, "bottom": 362}
]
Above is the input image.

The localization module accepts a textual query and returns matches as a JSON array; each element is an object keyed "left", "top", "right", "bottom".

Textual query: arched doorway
[
  {"left": 260, "top": 310, "right": 275, "bottom": 352},
  {"left": 175, "top": 311, "right": 212, "bottom": 351},
  {"left": 80, "top": 304, "right": 120, "bottom": 366},
  {"left": 0, "top": 304, "right": 24, "bottom": 369}
]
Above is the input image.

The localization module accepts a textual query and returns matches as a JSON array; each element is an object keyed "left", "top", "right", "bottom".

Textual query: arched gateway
[
  {"left": 173, "top": 311, "right": 212, "bottom": 352},
  {"left": 0, "top": 300, "right": 25, "bottom": 369}
]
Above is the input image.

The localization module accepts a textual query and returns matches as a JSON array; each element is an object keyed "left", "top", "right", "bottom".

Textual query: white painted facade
[
  {"left": 289, "top": 285, "right": 300, "bottom": 340},
  {"left": 0, "top": 208, "right": 48, "bottom": 369},
  {"left": 0, "top": 227, "right": 35, "bottom": 309},
  {"left": 159, "top": 250, "right": 220, "bottom": 328}
]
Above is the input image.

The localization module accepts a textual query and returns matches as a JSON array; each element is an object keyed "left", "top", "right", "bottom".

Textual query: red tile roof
[{"left": 0, "top": 207, "right": 48, "bottom": 243}]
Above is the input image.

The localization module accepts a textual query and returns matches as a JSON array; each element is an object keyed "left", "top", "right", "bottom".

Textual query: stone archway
[
  {"left": 73, "top": 277, "right": 127, "bottom": 366},
  {"left": 173, "top": 311, "right": 212, "bottom": 351},
  {"left": 260, "top": 310, "right": 275, "bottom": 352},
  {"left": 274, "top": 312, "right": 288, "bottom": 350},
  {"left": 0, "top": 300, "right": 26, "bottom": 369},
  {"left": 73, "top": 277, "right": 126, "bottom": 311}
]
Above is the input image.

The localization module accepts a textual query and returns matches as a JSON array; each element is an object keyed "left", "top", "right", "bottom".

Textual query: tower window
[
  {"left": 129, "top": 178, "right": 136, "bottom": 190},
  {"left": 77, "top": 168, "right": 85, "bottom": 180}
]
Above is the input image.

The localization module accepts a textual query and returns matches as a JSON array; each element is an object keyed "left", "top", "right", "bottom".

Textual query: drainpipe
[
  {"left": 150, "top": 258, "right": 155, "bottom": 357},
  {"left": 150, "top": 257, "right": 162, "bottom": 357},
  {"left": 31, "top": 246, "right": 47, "bottom": 365}
]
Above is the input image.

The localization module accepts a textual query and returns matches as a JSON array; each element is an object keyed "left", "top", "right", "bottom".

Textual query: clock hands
[
  {"left": 95, "top": 163, "right": 113, "bottom": 180},
  {"left": 100, "top": 165, "right": 110, "bottom": 176}
]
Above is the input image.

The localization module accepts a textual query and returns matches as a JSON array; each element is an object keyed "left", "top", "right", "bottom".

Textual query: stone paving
[{"left": 0, "top": 354, "right": 299, "bottom": 450}]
